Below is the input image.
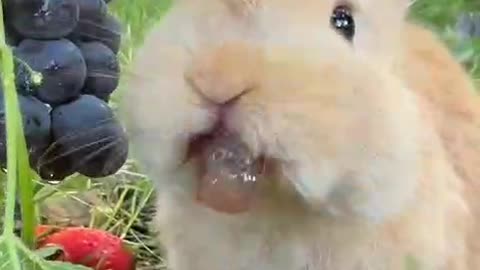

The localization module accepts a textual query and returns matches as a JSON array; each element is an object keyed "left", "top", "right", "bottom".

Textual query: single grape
[
  {"left": 3, "top": 1, "right": 22, "bottom": 46},
  {"left": 78, "top": 41, "right": 120, "bottom": 100},
  {"left": 76, "top": 122, "right": 128, "bottom": 178},
  {"left": 69, "top": 13, "right": 122, "bottom": 54},
  {"left": 6, "top": 0, "right": 79, "bottom": 39},
  {"left": 5, "top": 20, "right": 22, "bottom": 46},
  {"left": 14, "top": 39, "right": 87, "bottom": 105},
  {"left": 0, "top": 88, "right": 52, "bottom": 170},
  {"left": 19, "top": 96, "right": 52, "bottom": 166},
  {"left": 34, "top": 143, "right": 77, "bottom": 181},
  {"left": 51, "top": 95, "right": 128, "bottom": 178}
]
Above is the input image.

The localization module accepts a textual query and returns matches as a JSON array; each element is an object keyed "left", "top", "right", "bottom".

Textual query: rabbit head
[{"left": 123, "top": 0, "right": 424, "bottom": 224}]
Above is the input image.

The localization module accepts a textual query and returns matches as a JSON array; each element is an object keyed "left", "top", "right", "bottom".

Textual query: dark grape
[
  {"left": 14, "top": 39, "right": 87, "bottom": 105},
  {"left": 18, "top": 96, "right": 52, "bottom": 167},
  {"left": 81, "top": 88, "right": 109, "bottom": 102},
  {"left": 5, "top": 20, "right": 22, "bottom": 46},
  {"left": 75, "top": 0, "right": 108, "bottom": 21},
  {"left": 76, "top": 129, "right": 128, "bottom": 178},
  {"left": 69, "top": 13, "right": 122, "bottom": 54},
  {"left": 3, "top": 1, "right": 22, "bottom": 46},
  {"left": 78, "top": 42, "right": 119, "bottom": 100},
  {"left": 0, "top": 89, "right": 52, "bottom": 169},
  {"left": 7, "top": 0, "right": 80, "bottom": 39},
  {"left": 51, "top": 95, "right": 128, "bottom": 178},
  {"left": 35, "top": 142, "right": 76, "bottom": 180}
]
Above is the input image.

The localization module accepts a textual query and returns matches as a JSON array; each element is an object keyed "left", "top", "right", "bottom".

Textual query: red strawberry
[{"left": 35, "top": 225, "right": 135, "bottom": 270}]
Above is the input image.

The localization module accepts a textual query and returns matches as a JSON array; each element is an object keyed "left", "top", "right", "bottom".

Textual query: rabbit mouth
[{"left": 184, "top": 122, "right": 267, "bottom": 214}]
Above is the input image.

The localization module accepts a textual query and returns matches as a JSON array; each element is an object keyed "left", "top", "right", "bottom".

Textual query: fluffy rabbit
[{"left": 122, "top": 0, "right": 480, "bottom": 269}]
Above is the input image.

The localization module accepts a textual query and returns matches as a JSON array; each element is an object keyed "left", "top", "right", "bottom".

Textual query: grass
[
  {"left": 0, "top": 0, "right": 478, "bottom": 269},
  {"left": 410, "top": 0, "right": 480, "bottom": 84}
]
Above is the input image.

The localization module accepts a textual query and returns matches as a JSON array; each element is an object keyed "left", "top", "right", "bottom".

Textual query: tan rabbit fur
[{"left": 122, "top": 0, "right": 480, "bottom": 269}]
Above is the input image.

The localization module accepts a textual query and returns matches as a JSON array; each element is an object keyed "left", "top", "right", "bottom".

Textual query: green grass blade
[
  {"left": 17, "top": 123, "right": 36, "bottom": 248},
  {"left": 120, "top": 186, "right": 153, "bottom": 239},
  {"left": 0, "top": 0, "right": 37, "bottom": 248},
  {"left": 5, "top": 238, "right": 21, "bottom": 270},
  {"left": 0, "top": 0, "right": 20, "bottom": 237}
]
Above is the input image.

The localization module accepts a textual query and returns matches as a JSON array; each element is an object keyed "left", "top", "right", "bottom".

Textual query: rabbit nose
[
  {"left": 186, "top": 43, "right": 260, "bottom": 105},
  {"left": 196, "top": 86, "right": 248, "bottom": 105},
  {"left": 188, "top": 70, "right": 251, "bottom": 105}
]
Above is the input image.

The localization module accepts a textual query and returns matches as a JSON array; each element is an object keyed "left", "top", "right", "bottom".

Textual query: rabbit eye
[{"left": 330, "top": 5, "right": 355, "bottom": 41}]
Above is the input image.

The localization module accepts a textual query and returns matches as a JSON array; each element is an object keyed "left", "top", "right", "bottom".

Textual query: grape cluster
[{"left": 1, "top": 0, "right": 128, "bottom": 180}]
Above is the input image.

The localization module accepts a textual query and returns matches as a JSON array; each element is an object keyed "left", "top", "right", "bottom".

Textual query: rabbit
[{"left": 121, "top": 0, "right": 480, "bottom": 269}]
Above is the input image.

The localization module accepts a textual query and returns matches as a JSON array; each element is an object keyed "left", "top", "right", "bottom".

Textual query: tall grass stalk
[{"left": 0, "top": 0, "right": 37, "bottom": 249}]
